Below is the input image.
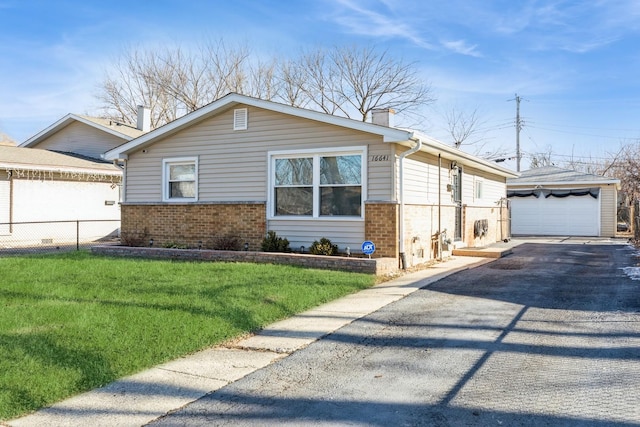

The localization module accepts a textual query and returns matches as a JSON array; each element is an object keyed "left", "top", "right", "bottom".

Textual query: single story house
[
  {"left": 104, "top": 93, "right": 518, "bottom": 269},
  {"left": 507, "top": 166, "right": 620, "bottom": 237},
  {"left": 0, "top": 146, "right": 122, "bottom": 248}
]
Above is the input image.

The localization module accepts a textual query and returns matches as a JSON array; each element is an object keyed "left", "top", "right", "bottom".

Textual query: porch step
[{"left": 452, "top": 247, "right": 513, "bottom": 258}]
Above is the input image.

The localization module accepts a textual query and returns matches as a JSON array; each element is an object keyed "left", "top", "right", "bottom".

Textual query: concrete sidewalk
[{"left": 5, "top": 249, "right": 516, "bottom": 427}]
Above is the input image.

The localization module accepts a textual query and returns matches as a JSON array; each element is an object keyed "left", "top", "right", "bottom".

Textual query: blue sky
[{"left": 1, "top": 0, "right": 639, "bottom": 171}]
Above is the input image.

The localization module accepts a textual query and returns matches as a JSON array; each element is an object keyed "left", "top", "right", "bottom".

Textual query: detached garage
[{"left": 507, "top": 166, "right": 620, "bottom": 237}]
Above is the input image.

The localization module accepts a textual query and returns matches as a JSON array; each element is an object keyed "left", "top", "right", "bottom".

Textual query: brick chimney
[
  {"left": 371, "top": 108, "right": 395, "bottom": 127},
  {"left": 136, "top": 105, "right": 151, "bottom": 132}
]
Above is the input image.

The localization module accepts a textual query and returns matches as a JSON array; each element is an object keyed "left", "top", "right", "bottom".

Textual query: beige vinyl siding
[
  {"left": 600, "top": 185, "right": 617, "bottom": 236},
  {"left": 33, "top": 121, "right": 128, "bottom": 159},
  {"left": 402, "top": 152, "right": 432, "bottom": 205},
  {"left": 367, "top": 144, "right": 394, "bottom": 201},
  {"left": 391, "top": 146, "right": 508, "bottom": 205},
  {"left": 462, "top": 165, "right": 507, "bottom": 207},
  {"left": 125, "top": 105, "right": 390, "bottom": 203},
  {"left": 268, "top": 218, "right": 365, "bottom": 253},
  {"left": 394, "top": 148, "right": 463, "bottom": 208}
]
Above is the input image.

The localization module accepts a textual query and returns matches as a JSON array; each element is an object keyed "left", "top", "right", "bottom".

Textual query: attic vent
[{"left": 233, "top": 108, "right": 248, "bottom": 130}]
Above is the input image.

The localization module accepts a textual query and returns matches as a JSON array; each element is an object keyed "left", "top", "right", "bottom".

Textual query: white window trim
[
  {"left": 267, "top": 146, "right": 367, "bottom": 221},
  {"left": 162, "top": 156, "right": 199, "bottom": 202}
]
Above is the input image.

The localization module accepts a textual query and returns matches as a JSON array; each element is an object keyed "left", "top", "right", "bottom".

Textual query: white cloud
[
  {"left": 328, "top": 0, "right": 436, "bottom": 49},
  {"left": 440, "top": 39, "right": 482, "bottom": 57}
]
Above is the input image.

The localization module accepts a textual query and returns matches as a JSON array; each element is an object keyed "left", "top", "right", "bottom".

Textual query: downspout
[
  {"left": 398, "top": 137, "right": 422, "bottom": 269},
  {"left": 438, "top": 154, "right": 442, "bottom": 261},
  {"left": 114, "top": 159, "right": 126, "bottom": 204}
]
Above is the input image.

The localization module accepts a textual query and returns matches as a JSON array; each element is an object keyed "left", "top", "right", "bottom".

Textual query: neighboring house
[
  {"left": 507, "top": 166, "right": 620, "bottom": 237},
  {"left": 0, "top": 107, "right": 151, "bottom": 249},
  {"left": 20, "top": 108, "right": 148, "bottom": 159},
  {"left": 104, "top": 93, "right": 518, "bottom": 269},
  {"left": 0, "top": 146, "right": 122, "bottom": 248}
]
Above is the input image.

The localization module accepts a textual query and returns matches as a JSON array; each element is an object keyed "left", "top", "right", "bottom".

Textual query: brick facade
[
  {"left": 119, "top": 201, "right": 508, "bottom": 271},
  {"left": 364, "top": 202, "right": 399, "bottom": 259},
  {"left": 121, "top": 203, "right": 266, "bottom": 250}
]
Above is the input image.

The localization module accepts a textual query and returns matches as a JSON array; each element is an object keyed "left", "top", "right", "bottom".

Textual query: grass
[{"left": 0, "top": 251, "right": 376, "bottom": 420}]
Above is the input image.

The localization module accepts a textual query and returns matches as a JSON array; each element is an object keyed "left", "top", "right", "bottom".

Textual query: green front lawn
[{"left": 0, "top": 251, "right": 375, "bottom": 420}]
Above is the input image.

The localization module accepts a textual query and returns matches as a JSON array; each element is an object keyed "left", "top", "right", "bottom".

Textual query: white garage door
[{"left": 511, "top": 193, "right": 599, "bottom": 236}]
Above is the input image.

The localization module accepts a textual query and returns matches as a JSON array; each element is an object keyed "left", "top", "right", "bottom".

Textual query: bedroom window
[
  {"left": 163, "top": 157, "right": 198, "bottom": 202},
  {"left": 271, "top": 148, "right": 365, "bottom": 218},
  {"left": 274, "top": 157, "right": 313, "bottom": 215}
]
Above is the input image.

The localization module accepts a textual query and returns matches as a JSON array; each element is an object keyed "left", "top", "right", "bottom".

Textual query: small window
[
  {"left": 233, "top": 108, "right": 248, "bottom": 130},
  {"left": 475, "top": 179, "right": 484, "bottom": 200},
  {"left": 163, "top": 157, "right": 198, "bottom": 202}
]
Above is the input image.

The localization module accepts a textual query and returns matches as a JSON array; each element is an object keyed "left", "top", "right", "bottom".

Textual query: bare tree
[
  {"left": 602, "top": 141, "right": 640, "bottom": 238},
  {"left": 246, "top": 58, "right": 280, "bottom": 100},
  {"left": 442, "top": 106, "right": 489, "bottom": 148},
  {"left": 97, "top": 40, "right": 253, "bottom": 128},
  {"left": 95, "top": 42, "right": 435, "bottom": 129},
  {"left": 276, "top": 58, "right": 310, "bottom": 108},
  {"left": 296, "top": 48, "right": 343, "bottom": 114},
  {"left": 608, "top": 141, "right": 640, "bottom": 203},
  {"left": 200, "top": 39, "right": 251, "bottom": 100},
  {"left": 329, "top": 45, "right": 434, "bottom": 121},
  {"left": 529, "top": 146, "right": 555, "bottom": 168},
  {"left": 97, "top": 47, "right": 182, "bottom": 128}
]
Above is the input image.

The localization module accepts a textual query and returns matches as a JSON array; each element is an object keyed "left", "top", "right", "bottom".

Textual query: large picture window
[
  {"left": 270, "top": 148, "right": 365, "bottom": 218},
  {"left": 163, "top": 157, "right": 198, "bottom": 202}
]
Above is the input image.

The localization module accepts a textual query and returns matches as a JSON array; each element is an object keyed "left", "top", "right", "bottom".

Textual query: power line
[
  {"left": 526, "top": 121, "right": 640, "bottom": 133},
  {"left": 526, "top": 124, "right": 639, "bottom": 140}
]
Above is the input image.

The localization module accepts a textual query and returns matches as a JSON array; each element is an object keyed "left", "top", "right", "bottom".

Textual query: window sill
[{"left": 268, "top": 216, "right": 364, "bottom": 222}]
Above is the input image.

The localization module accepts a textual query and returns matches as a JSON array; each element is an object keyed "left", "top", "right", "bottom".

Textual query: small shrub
[
  {"left": 261, "top": 231, "right": 291, "bottom": 253},
  {"left": 120, "top": 229, "right": 148, "bottom": 247},
  {"left": 309, "top": 237, "right": 338, "bottom": 256},
  {"left": 162, "top": 241, "right": 189, "bottom": 249},
  {"left": 212, "top": 235, "right": 242, "bottom": 251}
]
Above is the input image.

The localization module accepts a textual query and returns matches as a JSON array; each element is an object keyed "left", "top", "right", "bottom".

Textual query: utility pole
[{"left": 510, "top": 93, "right": 524, "bottom": 172}]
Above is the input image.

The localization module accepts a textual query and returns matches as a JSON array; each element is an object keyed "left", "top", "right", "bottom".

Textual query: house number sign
[{"left": 369, "top": 155, "right": 390, "bottom": 162}]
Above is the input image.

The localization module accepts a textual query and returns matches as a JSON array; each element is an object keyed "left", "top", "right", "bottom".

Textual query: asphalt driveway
[{"left": 150, "top": 242, "right": 640, "bottom": 426}]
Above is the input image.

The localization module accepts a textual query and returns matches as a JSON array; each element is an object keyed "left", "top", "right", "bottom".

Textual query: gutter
[{"left": 398, "top": 135, "right": 422, "bottom": 270}]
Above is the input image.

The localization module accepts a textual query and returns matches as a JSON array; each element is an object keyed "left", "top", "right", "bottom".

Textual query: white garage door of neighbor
[{"left": 511, "top": 194, "right": 599, "bottom": 236}]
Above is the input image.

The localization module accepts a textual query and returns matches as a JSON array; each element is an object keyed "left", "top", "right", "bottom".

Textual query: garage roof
[{"left": 507, "top": 166, "right": 620, "bottom": 188}]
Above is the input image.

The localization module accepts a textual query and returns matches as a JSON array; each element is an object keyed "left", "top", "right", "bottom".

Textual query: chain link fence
[{"left": 0, "top": 220, "right": 120, "bottom": 255}]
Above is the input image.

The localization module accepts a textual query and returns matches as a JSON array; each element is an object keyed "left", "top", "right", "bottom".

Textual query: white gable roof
[{"left": 103, "top": 93, "right": 518, "bottom": 178}]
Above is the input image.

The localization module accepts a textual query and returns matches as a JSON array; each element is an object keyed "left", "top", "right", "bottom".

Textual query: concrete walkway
[{"left": 4, "top": 248, "right": 511, "bottom": 427}]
